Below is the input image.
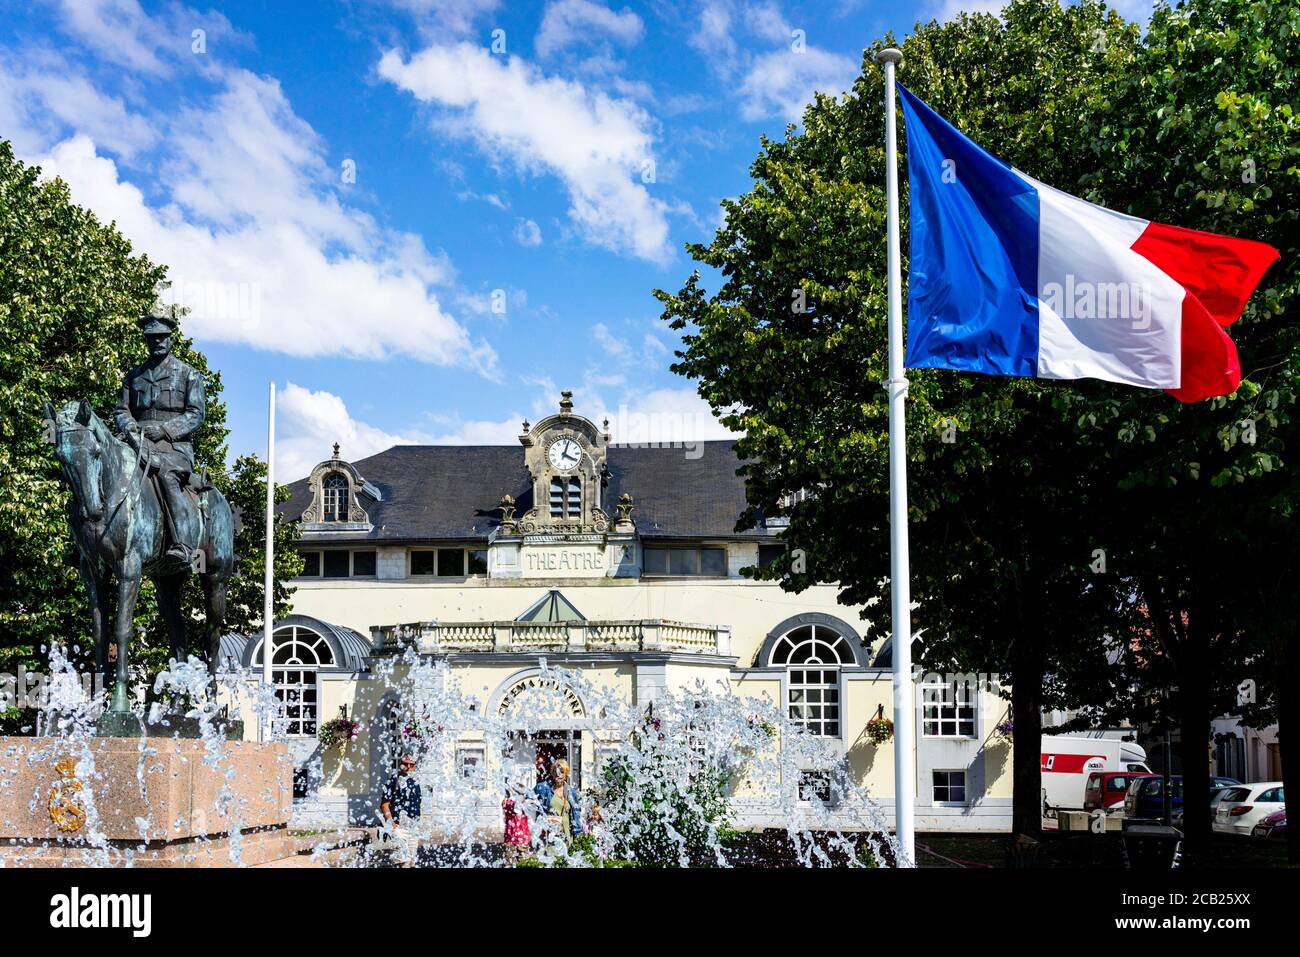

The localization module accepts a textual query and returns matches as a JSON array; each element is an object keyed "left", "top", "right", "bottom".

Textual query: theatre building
[{"left": 223, "top": 394, "right": 1012, "bottom": 834}]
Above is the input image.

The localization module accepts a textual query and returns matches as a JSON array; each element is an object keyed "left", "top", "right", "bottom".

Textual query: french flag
[{"left": 897, "top": 85, "right": 1279, "bottom": 403}]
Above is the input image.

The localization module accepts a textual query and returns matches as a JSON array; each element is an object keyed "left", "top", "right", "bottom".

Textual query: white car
[{"left": 1213, "top": 782, "right": 1286, "bottom": 835}]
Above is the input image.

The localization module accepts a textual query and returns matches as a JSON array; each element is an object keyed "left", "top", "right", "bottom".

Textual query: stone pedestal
[{"left": 0, "top": 736, "right": 293, "bottom": 867}]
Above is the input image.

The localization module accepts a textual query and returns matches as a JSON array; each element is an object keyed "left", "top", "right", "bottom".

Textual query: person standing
[
  {"left": 501, "top": 777, "right": 532, "bottom": 866},
  {"left": 380, "top": 754, "right": 422, "bottom": 867},
  {"left": 533, "top": 757, "right": 583, "bottom": 843}
]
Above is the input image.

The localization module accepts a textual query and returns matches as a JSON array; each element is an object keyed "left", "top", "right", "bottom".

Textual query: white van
[{"left": 1041, "top": 735, "right": 1151, "bottom": 813}]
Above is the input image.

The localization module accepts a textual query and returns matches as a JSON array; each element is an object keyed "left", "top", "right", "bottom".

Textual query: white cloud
[
  {"left": 927, "top": 0, "right": 1006, "bottom": 20},
  {"left": 591, "top": 386, "right": 737, "bottom": 447},
  {"left": 536, "top": 0, "right": 644, "bottom": 58},
  {"left": 276, "top": 382, "right": 434, "bottom": 482},
  {"left": 378, "top": 42, "right": 673, "bottom": 263},
  {"left": 514, "top": 217, "right": 542, "bottom": 246},
  {"left": 593, "top": 322, "right": 630, "bottom": 358},
  {"left": 687, "top": 0, "right": 860, "bottom": 123},
  {"left": 0, "top": 48, "right": 158, "bottom": 159},
  {"left": 50, "top": 0, "right": 247, "bottom": 76},
  {"left": 53, "top": 0, "right": 171, "bottom": 75},
  {"left": 690, "top": 2, "right": 738, "bottom": 65},
  {"left": 738, "top": 46, "right": 858, "bottom": 122},
  {"left": 425, "top": 412, "right": 526, "bottom": 445},
  {"left": 378, "top": 0, "right": 503, "bottom": 35},
  {"left": 3, "top": 47, "right": 497, "bottom": 372}
]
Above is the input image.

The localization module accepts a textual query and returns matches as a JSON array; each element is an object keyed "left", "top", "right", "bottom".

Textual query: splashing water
[{"left": 1, "top": 634, "right": 898, "bottom": 868}]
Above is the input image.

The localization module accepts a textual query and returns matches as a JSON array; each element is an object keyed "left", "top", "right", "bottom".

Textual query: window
[
  {"left": 322, "top": 472, "right": 349, "bottom": 522},
  {"left": 799, "top": 770, "right": 832, "bottom": 803},
  {"left": 933, "top": 770, "right": 967, "bottom": 804},
  {"left": 438, "top": 548, "right": 465, "bottom": 577},
  {"left": 253, "top": 625, "right": 336, "bottom": 737},
  {"left": 550, "top": 477, "right": 581, "bottom": 518},
  {"left": 412, "top": 548, "right": 487, "bottom": 577},
  {"left": 457, "top": 746, "right": 486, "bottom": 789},
  {"left": 323, "top": 551, "right": 350, "bottom": 578},
  {"left": 769, "top": 625, "right": 853, "bottom": 738},
  {"left": 642, "top": 546, "right": 728, "bottom": 577},
  {"left": 306, "top": 550, "right": 374, "bottom": 579},
  {"left": 921, "top": 678, "right": 977, "bottom": 737},
  {"left": 758, "top": 543, "right": 785, "bottom": 568}
]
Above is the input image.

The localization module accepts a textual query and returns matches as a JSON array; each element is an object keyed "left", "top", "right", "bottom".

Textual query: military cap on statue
[{"left": 139, "top": 314, "right": 178, "bottom": 334}]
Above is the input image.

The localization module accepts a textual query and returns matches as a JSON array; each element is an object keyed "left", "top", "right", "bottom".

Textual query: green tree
[
  {"left": 657, "top": 0, "right": 1146, "bottom": 840},
  {"left": 1072, "top": 0, "right": 1299, "bottom": 858},
  {"left": 656, "top": 0, "right": 1297, "bottom": 853},
  {"left": 0, "top": 141, "right": 302, "bottom": 727}
]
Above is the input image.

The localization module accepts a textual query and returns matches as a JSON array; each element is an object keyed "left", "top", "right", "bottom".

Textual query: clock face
[{"left": 548, "top": 438, "right": 582, "bottom": 472}]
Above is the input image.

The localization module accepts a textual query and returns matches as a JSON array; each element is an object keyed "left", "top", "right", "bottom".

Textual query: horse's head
[{"left": 46, "top": 399, "right": 108, "bottom": 522}]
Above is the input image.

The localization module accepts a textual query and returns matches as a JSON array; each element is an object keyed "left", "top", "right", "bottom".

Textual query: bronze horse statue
[{"left": 46, "top": 399, "right": 235, "bottom": 711}]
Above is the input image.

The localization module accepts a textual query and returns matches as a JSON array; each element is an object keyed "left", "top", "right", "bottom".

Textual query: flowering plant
[
  {"left": 865, "top": 716, "right": 894, "bottom": 745},
  {"left": 402, "top": 714, "right": 444, "bottom": 744},
  {"left": 995, "top": 719, "right": 1014, "bottom": 739},
  {"left": 318, "top": 714, "right": 360, "bottom": 748}
]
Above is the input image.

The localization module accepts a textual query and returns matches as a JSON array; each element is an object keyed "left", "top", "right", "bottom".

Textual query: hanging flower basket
[
  {"left": 318, "top": 715, "right": 360, "bottom": 749},
  {"left": 865, "top": 716, "right": 894, "bottom": 745},
  {"left": 995, "top": 719, "right": 1014, "bottom": 740}
]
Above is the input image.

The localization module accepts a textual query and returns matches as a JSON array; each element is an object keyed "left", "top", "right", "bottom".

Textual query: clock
[{"left": 547, "top": 437, "right": 582, "bottom": 472}]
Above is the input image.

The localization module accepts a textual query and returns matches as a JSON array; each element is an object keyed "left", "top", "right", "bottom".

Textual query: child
[{"left": 587, "top": 801, "right": 613, "bottom": 859}]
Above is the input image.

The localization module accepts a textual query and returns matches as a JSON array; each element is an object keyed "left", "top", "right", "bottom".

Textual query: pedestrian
[
  {"left": 502, "top": 777, "right": 532, "bottom": 866},
  {"left": 380, "top": 753, "right": 422, "bottom": 867}
]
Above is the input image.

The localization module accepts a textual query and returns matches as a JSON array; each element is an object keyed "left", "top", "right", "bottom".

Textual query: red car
[
  {"left": 1084, "top": 771, "right": 1157, "bottom": 813},
  {"left": 1252, "top": 809, "right": 1286, "bottom": 839}
]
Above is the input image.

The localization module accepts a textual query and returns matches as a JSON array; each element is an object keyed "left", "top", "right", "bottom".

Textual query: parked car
[
  {"left": 1214, "top": 782, "right": 1286, "bottom": 835},
  {"left": 1124, "top": 775, "right": 1241, "bottom": 821},
  {"left": 1085, "top": 771, "right": 1156, "bottom": 813},
  {"left": 1252, "top": 809, "right": 1286, "bottom": 840}
]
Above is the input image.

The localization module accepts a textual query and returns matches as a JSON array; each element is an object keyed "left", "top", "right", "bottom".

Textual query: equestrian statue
[{"left": 47, "top": 313, "right": 235, "bottom": 714}]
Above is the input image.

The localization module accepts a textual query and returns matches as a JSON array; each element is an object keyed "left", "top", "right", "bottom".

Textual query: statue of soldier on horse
[{"left": 47, "top": 313, "right": 235, "bottom": 714}]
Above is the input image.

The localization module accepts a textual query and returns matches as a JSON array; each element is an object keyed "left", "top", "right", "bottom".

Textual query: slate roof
[{"left": 280, "top": 440, "right": 770, "bottom": 542}]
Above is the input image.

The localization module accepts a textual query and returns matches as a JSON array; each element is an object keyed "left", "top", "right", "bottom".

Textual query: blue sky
[{"left": 2, "top": 0, "right": 1150, "bottom": 481}]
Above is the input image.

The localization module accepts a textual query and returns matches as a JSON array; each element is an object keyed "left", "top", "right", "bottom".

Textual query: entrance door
[{"left": 527, "top": 731, "right": 582, "bottom": 790}]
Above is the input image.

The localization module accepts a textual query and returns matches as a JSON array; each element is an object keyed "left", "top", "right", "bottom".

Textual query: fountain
[{"left": 2, "top": 634, "right": 898, "bottom": 868}]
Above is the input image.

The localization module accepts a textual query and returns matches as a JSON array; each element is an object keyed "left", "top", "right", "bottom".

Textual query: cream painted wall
[{"left": 286, "top": 577, "right": 878, "bottom": 669}]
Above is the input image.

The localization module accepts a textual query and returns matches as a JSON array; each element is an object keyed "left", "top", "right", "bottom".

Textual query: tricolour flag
[{"left": 897, "top": 84, "right": 1279, "bottom": 402}]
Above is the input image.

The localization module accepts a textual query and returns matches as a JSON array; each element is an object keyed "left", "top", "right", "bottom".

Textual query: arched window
[
  {"left": 769, "top": 624, "right": 854, "bottom": 737},
  {"left": 252, "top": 625, "right": 336, "bottom": 737},
  {"left": 322, "top": 472, "right": 350, "bottom": 522},
  {"left": 549, "top": 476, "right": 581, "bottom": 518}
]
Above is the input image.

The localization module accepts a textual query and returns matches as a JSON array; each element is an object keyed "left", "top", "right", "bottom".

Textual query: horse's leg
[
  {"left": 78, "top": 552, "right": 108, "bottom": 689},
  {"left": 155, "top": 572, "right": 188, "bottom": 665},
  {"left": 111, "top": 557, "right": 142, "bottom": 713},
  {"left": 200, "top": 572, "right": 228, "bottom": 682}
]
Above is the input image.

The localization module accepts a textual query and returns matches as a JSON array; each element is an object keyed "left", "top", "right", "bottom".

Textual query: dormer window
[
  {"left": 300, "top": 446, "right": 379, "bottom": 532},
  {"left": 322, "top": 472, "right": 350, "bottom": 522},
  {"left": 550, "top": 477, "right": 581, "bottom": 518}
]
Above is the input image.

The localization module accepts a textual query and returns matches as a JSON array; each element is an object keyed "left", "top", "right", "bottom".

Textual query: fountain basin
[{"left": 0, "top": 736, "right": 291, "bottom": 866}]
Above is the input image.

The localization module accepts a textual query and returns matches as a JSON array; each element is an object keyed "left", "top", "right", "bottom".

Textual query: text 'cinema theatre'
[{"left": 221, "top": 394, "right": 1012, "bottom": 834}]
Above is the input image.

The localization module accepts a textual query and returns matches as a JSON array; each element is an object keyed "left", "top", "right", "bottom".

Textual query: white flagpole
[
  {"left": 261, "top": 380, "right": 276, "bottom": 742},
  {"left": 876, "top": 46, "right": 915, "bottom": 868}
]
